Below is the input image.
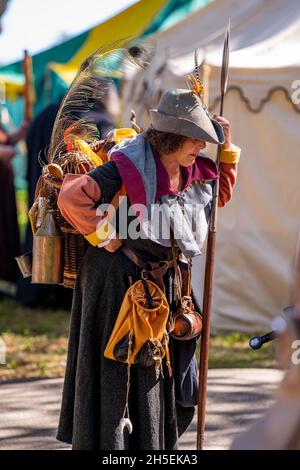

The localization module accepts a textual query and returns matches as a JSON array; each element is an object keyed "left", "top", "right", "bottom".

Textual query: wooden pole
[
  {"left": 197, "top": 20, "right": 230, "bottom": 451},
  {"left": 23, "top": 49, "right": 34, "bottom": 122}
]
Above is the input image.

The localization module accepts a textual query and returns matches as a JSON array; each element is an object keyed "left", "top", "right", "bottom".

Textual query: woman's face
[{"left": 175, "top": 138, "right": 206, "bottom": 167}]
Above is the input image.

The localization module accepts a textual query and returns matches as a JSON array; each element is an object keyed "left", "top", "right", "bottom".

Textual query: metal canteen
[
  {"left": 31, "top": 210, "right": 64, "bottom": 284},
  {"left": 171, "top": 296, "right": 203, "bottom": 341}
]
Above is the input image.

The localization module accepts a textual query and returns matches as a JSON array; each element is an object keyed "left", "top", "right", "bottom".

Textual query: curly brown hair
[{"left": 145, "top": 127, "right": 187, "bottom": 155}]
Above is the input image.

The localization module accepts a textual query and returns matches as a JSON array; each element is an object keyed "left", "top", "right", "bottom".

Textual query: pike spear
[{"left": 197, "top": 20, "right": 230, "bottom": 451}]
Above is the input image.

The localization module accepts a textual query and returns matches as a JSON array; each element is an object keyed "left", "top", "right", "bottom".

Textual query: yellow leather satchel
[{"left": 104, "top": 279, "right": 172, "bottom": 378}]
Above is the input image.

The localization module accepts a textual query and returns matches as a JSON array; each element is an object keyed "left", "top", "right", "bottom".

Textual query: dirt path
[{"left": 0, "top": 368, "right": 283, "bottom": 450}]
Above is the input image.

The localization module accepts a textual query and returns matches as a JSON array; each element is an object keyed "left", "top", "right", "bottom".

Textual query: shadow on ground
[{"left": 0, "top": 369, "right": 283, "bottom": 450}]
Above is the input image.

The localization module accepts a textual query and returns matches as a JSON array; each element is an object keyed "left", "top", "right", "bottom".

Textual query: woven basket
[
  {"left": 60, "top": 226, "right": 88, "bottom": 289},
  {"left": 52, "top": 150, "right": 95, "bottom": 288}
]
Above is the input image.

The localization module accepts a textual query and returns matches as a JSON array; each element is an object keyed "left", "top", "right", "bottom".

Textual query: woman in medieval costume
[
  {"left": 56, "top": 88, "right": 241, "bottom": 450},
  {"left": 0, "top": 121, "right": 28, "bottom": 288}
]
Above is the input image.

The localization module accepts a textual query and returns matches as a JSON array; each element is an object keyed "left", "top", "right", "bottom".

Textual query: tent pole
[{"left": 23, "top": 50, "right": 34, "bottom": 122}]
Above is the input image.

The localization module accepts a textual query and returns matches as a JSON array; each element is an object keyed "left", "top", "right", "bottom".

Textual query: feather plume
[
  {"left": 47, "top": 40, "right": 151, "bottom": 164},
  {"left": 187, "top": 49, "right": 205, "bottom": 101}
]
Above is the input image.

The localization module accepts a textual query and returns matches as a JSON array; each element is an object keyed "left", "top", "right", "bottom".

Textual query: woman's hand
[
  {"left": 103, "top": 233, "right": 123, "bottom": 252},
  {"left": 213, "top": 115, "right": 231, "bottom": 150}
]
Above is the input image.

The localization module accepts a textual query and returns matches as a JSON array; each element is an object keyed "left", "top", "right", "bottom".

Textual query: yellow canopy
[
  {"left": 0, "top": 72, "right": 24, "bottom": 100},
  {"left": 49, "top": 0, "right": 167, "bottom": 84}
]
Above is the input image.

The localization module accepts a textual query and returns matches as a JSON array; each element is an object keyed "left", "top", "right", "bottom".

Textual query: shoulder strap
[{"left": 171, "top": 235, "right": 192, "bottom": 299}]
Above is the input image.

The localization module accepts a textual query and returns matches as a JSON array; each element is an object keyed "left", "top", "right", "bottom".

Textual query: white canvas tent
[{"left": 122, "top": 0, "right": 300, "bottom": 332}]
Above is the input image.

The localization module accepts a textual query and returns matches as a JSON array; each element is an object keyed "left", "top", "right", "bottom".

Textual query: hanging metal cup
[
  {"left": 15, "top": 252, "right": 32, "bottom": 278},
  {"left": 31, "top": 210, "right": 64, "bottom": 284}
]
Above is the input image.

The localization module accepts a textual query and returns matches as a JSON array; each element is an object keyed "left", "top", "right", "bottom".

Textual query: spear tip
[
  {"left": 220, "top": 19, "right": 230, "bottom": 97},
  {"left": 227, "top": 17, "right": 231, "bottom": 33}
]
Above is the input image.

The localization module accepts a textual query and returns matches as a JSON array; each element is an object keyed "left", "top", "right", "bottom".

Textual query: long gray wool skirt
[{"left": 56, "top": 244, "right": 195, "bottom": 450}]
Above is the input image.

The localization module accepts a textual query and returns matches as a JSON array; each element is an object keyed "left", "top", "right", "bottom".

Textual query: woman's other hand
[{"left": 213, "top": 115, "right": 231, "bottom": 150}]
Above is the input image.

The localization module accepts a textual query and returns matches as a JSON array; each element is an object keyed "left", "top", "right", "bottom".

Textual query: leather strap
[
  {"left": 171, "top": 236, "right": 192, "bottom": 299},
  {"left": 122, "top": 245, "right": 144, "bottom": 268},
  {"left": 121, "top": 245, "right": 176, "bottom": 292},
  {"left": 171, "top": 237, "right": 183, "bottom": 300},
  {"left": 186, "top": 259, "right": 192, "bottom": 297},
  {"left": 122, "top": 245, "right": 175, "bottom": 272}
]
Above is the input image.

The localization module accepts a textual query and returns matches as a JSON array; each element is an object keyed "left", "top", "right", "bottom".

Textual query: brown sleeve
[
  {"left": 57, "top": 173, "right": 101, "bottom": 235},
  {"left": 218, "top": 162, "right": 238, "bottom": 208}
]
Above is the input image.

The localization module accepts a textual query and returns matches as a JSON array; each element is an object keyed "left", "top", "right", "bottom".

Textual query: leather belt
[{"left": 121, "top": 245, "right": 176, "bottom": 292}]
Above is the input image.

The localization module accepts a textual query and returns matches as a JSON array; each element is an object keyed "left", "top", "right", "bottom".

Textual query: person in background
[
  {"left": 232, "top": 235, "right": 300, "bottom": 450},
  {"left": 0, "top": 121, "right": 29, "bottom": 293}
]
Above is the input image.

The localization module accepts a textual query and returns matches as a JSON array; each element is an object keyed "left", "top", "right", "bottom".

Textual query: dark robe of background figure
[{"left": 0, "top": 122, "right": 28, "bottom": 296}]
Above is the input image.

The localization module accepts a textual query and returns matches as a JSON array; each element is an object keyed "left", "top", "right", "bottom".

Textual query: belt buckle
[{"left": 141, "top": 269, "right": 148, "bottom": 280}]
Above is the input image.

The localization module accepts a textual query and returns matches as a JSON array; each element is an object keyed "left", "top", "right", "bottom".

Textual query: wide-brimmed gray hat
[{"left": 149, "top": 88, "right": 224, "bottom": 145}]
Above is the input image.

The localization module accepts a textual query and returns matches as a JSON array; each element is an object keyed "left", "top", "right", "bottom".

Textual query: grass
[
  {"left": 207, "top": 332, "right": 275, "bottom": 369},
  {"left": 0, "top": 298, "right": 69, "bottom": 381},
  {"left": 0, "top": 298, "right": 275, "bottom": 382}
]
